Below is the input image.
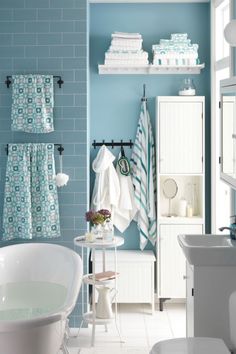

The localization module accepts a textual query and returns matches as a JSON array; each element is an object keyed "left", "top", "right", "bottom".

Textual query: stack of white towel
[{"left": 104, "top": 32, "right": 149, "bottom": 67}]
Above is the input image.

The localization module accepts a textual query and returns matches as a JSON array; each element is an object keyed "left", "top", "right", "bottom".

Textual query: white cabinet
[
  {"left": 94, "top": 250, "right": 156, "bottom": 313},
  {"left": 156, "top": 96, "right": 205, "bottom": 310},
  {"left": 186, "top": 263, "right": 236, "bottom": 348},
  {"left": 158, "top": 97, "right": 204, "bottom": 174},
  {"left": 159, "top": 224, "right": 202, "bottom": 299}
]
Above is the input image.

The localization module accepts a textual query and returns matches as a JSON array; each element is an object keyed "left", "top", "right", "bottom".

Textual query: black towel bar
[
  {"left": 5, "top": 143, "right": 64, "bottom": 155},
  {"left": 5, "top": 75, "right": 64, "bottom": 88}
]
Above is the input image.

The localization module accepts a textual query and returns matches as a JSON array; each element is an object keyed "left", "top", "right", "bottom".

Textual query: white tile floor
[{"left": 67, "top": 303, "right": 186, "bottom": 354}]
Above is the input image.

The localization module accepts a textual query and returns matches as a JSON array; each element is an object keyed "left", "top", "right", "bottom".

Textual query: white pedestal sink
[
  {"left": 178, "top": 234, "right": 236, "bottom": 266},
  {"left": 177, "top": 234, "right": 236, "bottom": 350}
]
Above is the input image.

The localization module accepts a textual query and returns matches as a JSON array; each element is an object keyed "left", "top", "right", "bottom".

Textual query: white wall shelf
[{"left": 98, "top": 64, "right": 205, "bottom": 75}]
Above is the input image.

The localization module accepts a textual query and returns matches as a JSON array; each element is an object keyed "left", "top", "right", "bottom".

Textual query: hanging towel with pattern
[
  {"left": 2, "top": 143, "right": 60, "bottom": 241},
  {"left": 130, "top": 100, "right": 157, "bottom": 250},
  {"left": 11, "top": 74, "right": 54, "bottom": 133}
]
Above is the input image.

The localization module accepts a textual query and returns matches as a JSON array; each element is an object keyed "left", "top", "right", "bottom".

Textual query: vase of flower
[{"left": 85, "top": 209, "right": 113, "bottom": 241}]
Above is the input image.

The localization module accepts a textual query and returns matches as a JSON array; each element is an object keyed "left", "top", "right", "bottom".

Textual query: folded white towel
[
  {"left": 105, "top": 51, "right": 148, "bottom": 60},
  {"left": 112, "top": 38, "right": 142, "bottom": 44},
  {"left": 110, "top": 45, "right": 143, "bottom": 52},
  {"left": 104, "top": 59, "right": 149, "bottom": 66},
  {"left": 108, "top": 49, "right": 141, "bottom": 54},
  {"left": 110, "top": 43, "right": 143, "bottom": 51},
  {"left": 112, "top": 32, "right": 142, "bottom": 39}
]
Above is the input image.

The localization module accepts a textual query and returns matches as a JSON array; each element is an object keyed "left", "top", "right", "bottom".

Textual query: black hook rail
[
  {"left": 92, "top": 139, "right": 133, "bottom": 149},
  {"left": 5, "top": 143, "right": 64, "bottom": 155},
  {"left": 5, "top": 75, "right": 64, "bottom": 88}
]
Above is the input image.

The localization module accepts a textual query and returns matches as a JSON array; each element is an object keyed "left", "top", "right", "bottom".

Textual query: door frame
[{"left": 211, "top": 0, "right": 234, "bottom": 233}]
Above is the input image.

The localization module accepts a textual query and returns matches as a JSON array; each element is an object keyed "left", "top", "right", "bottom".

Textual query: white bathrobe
[
  {"left": 113, "top": 157, "right": 137, "bottom": 232},
  {"left": 91, "top": 145, "right": 120, "bottom": 216}
]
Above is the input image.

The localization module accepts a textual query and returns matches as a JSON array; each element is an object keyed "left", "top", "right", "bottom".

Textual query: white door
[
  {"left": 211, "top": 0, "right": 232, "bottom": 233},
  {"left": 159, "top": 101, "right": 203, "bottom": 174},
  {"left": 159, "top": 224, "right": 202, "bottom": 299}
]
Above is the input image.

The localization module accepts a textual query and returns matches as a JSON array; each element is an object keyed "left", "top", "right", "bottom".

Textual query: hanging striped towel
[{"left": 130, "top": 100, "right": 157, "bottom": 250}]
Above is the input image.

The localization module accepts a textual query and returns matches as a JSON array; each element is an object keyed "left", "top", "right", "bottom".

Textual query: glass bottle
[
  {"left": 192, "top": 183, "right": 199, "bottom": 216},
  {"left": 101, "top": 220, "right": 114, "bottom": 241},
  {"left": 179, "top": 78, "right": 196, "bottom": 96}
]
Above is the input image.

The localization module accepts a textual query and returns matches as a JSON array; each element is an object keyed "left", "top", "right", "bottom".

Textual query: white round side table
[{"left": 74, "top": 236, "right": 124, "bottom": 346}]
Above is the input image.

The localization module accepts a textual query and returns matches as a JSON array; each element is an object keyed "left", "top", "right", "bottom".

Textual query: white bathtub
[{"left": 0, "top": 243, "right": 83, "bottom": 354}]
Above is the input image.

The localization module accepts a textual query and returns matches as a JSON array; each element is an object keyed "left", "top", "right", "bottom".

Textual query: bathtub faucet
[{"left": 219, "top": 226, "right": 236, "bottom": 240}]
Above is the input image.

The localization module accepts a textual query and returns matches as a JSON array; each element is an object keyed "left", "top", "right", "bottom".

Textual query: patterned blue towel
[
  {"left": 11, "top": 74, "right": 54, "bottom": 133},
  {"left": 2, "top": 143, "right": 60, "bottom": 241}
]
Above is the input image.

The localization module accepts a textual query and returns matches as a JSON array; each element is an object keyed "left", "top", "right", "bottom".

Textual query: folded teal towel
[{"left": 11, "top": 74, "right": 54, "bottom": 133}]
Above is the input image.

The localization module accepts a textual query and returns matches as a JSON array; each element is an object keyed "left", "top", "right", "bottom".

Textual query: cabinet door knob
[{"left": 183, "top": 275, "right": 188, "bottom": 280}]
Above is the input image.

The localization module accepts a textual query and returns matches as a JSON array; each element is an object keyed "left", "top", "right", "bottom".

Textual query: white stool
[{"left": 150, "top": 337, "right": 230, "bottom": 354}]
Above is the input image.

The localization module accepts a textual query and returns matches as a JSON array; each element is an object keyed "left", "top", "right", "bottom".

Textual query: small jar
[
  {"left": 178, "top": 199, "right": 187, "bottom": 217},
  {"left": 85, "top": 232, "right": 95, "bottom": 243},
  {"left": 187, "top": 204, "right": 193, "bottom": 218},
  {"left": 179, "top": 78, "right": 196, "bottom": 96}
]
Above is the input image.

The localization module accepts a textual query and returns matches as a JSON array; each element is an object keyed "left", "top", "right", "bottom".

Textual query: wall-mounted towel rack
[
  {"left": 5, "top": 75, "right": 64, "bottom": 88},
  {"left": 5, "top": 143, "right": 64, "bottom": 155},
  {"left": 92, "top": 139, "right": 133, "bottom": 149}
]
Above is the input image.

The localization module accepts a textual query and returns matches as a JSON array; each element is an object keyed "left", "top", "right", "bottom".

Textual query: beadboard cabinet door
[
  {"left": 158, "top": 224, "right": 202, "bottom": 299},
  {"left": 159, "top": 100, "right": 203, "bottom": 174}
]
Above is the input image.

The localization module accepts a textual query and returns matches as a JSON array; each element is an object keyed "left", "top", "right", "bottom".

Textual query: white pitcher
[{"left": 96, "top": 286, "right": 116, "bottom": 319}]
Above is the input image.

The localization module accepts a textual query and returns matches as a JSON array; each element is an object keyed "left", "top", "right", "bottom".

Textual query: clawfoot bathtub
[{"left": 0, "top": 243, "right": 83, "bottom": 354}]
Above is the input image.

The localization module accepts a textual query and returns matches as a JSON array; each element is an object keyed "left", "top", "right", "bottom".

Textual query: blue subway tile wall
[{"left": 0, "top": 0, "right": 88, "bottom": 327}]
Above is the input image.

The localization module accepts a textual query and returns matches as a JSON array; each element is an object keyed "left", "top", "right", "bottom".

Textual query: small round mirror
[
  {"left": 163, "top": 178, "right": 178, "bottom": 199},
  {"left": 163, "top": 178, "right": 178, "bottom": 217}
]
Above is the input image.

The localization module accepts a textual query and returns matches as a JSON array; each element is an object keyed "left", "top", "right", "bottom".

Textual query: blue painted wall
[
  {"left": 0, "top": 0, "right": 88, "bottom": 327},
  {"left": 90, "top": 3, "right": 211, "bottom": 250}
]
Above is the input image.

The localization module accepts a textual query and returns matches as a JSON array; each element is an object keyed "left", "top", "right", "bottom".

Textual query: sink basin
[{"left": 178, "top": 234, "right": 236, "bottom": 266}]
